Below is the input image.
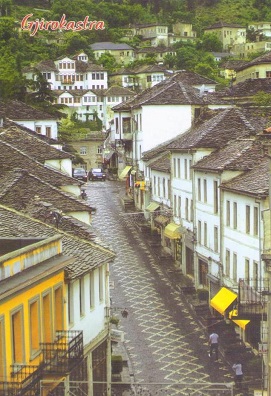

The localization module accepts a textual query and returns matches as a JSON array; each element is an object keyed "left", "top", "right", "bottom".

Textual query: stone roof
[
  {"left": 113, "top": 79, "right": 208, "bottom": 110},
  {"left": 0, "top": 204, "right": 115, "bottom": 280},
  {"left": 0, "top": 140, "right": 80, "bottom": 188},
  {"left": 205, "top": 22, "right": 245, "bottom": 30},
  {"left": 170, "top": 70, "right": 217, "bottom": 85},
  {"left": 0, "top": 119, "right": 72, "bottom": 161},
  {"left": 112, "top": 64, "right": 168, "bottom": 76},
  {"left": 90, "top": 42, "right": 134, "bottom": 51},
  {"left": 192, "top": 138, "right": 263, "bottom": 172},
  {"left": 22, "top": 60, "right": 105, "bottom": 73},
  {"left": 134, "top": 23, "right": 168, "bottom": 28},
  {"left": 167, "top": 107, "right": 271, "bottom": 151},
  {"left": 92, "top": 85, "right": 135, "bottom": 97},
  {"left": 149, "top": 152, "right": 171, "bottom": 173},
  {"left": 0, "top": 100, "right": 57, "bottom": 120},
  {"left": 0, "top": 169, "right": 94, "bottom": 213},
  {"left": 136, "top": 46, "right": 175, "bottom": 54},
  {"left": 220, "top": 156, "right": 269, "bottom": 198},
  {"left": 217, "top": 78, "right": 271, "bottom": 99},
  {"left": 236, "top": 50, "right": 271, "bottom": 71},
  {"left": 220, "top": 60, "right": 248, "bottom": 70}
]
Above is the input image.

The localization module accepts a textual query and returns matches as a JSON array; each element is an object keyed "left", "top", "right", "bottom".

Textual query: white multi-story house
[
  {"left": 112, "top": 72, "right": 223, "bottom": 176},
  {"left": 90, "top": 42, "right": 135, "bottom": 65},
  {"left": 204, "top": 21, "right": 246, "bottom": 52}
]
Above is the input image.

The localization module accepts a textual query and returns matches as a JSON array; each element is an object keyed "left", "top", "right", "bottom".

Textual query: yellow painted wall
[{"left": 1, "top": 270, "right": 66, "bottom": 381}]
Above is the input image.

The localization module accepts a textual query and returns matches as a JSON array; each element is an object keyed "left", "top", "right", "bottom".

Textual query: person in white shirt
[
  {"left": 232, "top": 361, "right": 243, "bottom": 388},
  {"left": 208, "top": 332, "right": 219, "bottom": 360}
]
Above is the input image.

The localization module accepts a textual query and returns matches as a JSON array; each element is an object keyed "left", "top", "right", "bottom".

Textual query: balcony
[
  {"left": 41, "top": 330, "right": 83, "bottom": 375},
  {"left": 61, "top": 78, "right": 75, "bottom": 84},
  {"left": 0, "top": 365, "right": 41, "bottom": 396},
  {"left": 237, "top": 278, "right": 269, "bottom": 319}
]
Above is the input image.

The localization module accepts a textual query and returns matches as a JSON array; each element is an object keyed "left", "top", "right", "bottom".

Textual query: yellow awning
[
  {"left": 229, "top": 310, "right": 250, "bottom": 329},
  {"left": 119, "top": 166, "right": 132, "bottom": 180},
  {"left": 210, "top": 287, "right": 237, "bottom": 315},
  {"left": 146, "top": 202, "right": 160, "bottom": 212},
  {"left": 232, "top": 319, "right": 250, "bottom": 330},
  {"left": 164, "top": 223, "right": 181, "bottom": 239}
]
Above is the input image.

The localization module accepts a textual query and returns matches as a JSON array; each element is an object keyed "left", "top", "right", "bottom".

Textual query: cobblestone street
[{"left": 86, "top": 180, "right": 239, "bottom": 395}]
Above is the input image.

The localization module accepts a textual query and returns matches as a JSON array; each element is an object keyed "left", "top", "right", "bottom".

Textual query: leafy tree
[
  {"left": 253, "top": 91, "right": 271, "bottom": 107},
  {"left": 97, "top": 53, "right": 118, "bottom": 72},
  {"left": 0, "top": 47, "right": 22, "bottom": 100},
  {"left": 197, "top": 33, "right": 223, "bottom": 52},
  {"left": 194, "top": 62, "right": 216, "bottom": 79}
]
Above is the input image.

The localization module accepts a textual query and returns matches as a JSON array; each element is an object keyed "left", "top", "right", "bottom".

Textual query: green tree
[
  {"left": 197, "top": 33, "right": 223, "bottom": 52},
  {"left": 253, "top": 91, "right": 271, "bottom": 107},
  {"left": 97, "top": 53, "right": 118, "bottom": 72}
]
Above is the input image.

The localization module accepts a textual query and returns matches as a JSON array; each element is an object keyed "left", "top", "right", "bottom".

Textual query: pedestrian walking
[
  {"left": 208, "top": 331, "right": 219, "bottom": 360},
  {"left": 232, "top": 361, "right": 243, "bottom": 388}
]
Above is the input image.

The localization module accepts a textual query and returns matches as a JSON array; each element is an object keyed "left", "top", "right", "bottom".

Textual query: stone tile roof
[
  {"left": 0, "top": 169, "right": 94, "bottom": 213},
  {"left": 205, "top": 22, "right": 245, "bottom": 29},
  {"left": 236, "top": 50, "right": 271, "bottom": 70},
  {"left": 22, "top": 60, "right": 105, "bottom": 73},
  {"left": 218, "top": 78, "right": 271, "bottom": 98},
  {"left": 192, "top": 138, "right": 263, "bottom": 172},
  {"left": 0, "top": 100, "right": 57, "bottom": 120},
  {"left": 113, "top": 71, "right": 226, "bottom": 111},
  {"left": 169, "top": 70, "right": 217, "bottom": 85},
  {"left": 92, "top": 85, "right": 135, "bottom": 97},
  {"left": 113, "top": 79, "right": 207, "bottom": 110},
  {"left": 220, "top": 60, "right": 248, "bottom": 70},
  {"left": 220, "top": 156, "right": 269, "bottom": 198},
  {"left": 149, "top": 152, "right": 171, "bottom": 173},
  {"left": 166, "top": 107, "right": 271, "bottom": 151},
  {"left": 0, "top": 119, "right": 72, "bottom": 161},
  {"left": 0, "top": 140, "right": 80, "bottom": 188},
  {"left": 0, "top": 204, "right": 115, "bottom": 280},
  {"left": 136, "top": 46, "right": 175, "bottom": 54},
  {"left": 111, "top": 64, "right": 168, "bottom": 76},
  {"left": 90, "top": 42, "right": 134, "bottom": 50}
]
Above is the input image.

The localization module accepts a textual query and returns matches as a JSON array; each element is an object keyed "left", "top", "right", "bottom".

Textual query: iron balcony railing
[
  {"left": 41, "top": 330, "right": 84, "bottom": 375},
  {"left": 0, "top": 365, "right": 41, "bottom": 396},
  {"left": 237, "top": 278, "right": 270, "bottom": 319}
]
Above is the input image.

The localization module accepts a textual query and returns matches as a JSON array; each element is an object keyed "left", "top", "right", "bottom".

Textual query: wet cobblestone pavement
[{"left": 86, "top": 180, "right": 259, "bottom": 395}]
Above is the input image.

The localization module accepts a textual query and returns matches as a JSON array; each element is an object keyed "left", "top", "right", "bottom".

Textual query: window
[
  {"left": 97, "top": 146, "right": 102, "bottom": 154},
  {"left": 174, "top": 194, "right": 177, "bottom": 216},
  {"left": 173, "top": 158, "right": 176, "bottom": 177},
  {"left": 11, "top": 307, "right": 24, "bottom": 364},
  {"left": 68, "top": 283, "right": 73, "bottom": 324},
  {"left": 245, "top": 258, "right": 250, "bottom": 283},
  {"left": 0, "top": 317, "right": 5, "bottom": 379},
  {"left": 55, "top": 286, "right": 63, "bottom": 332},
  {"left": 189, "top": 160, "right": 192, "bottom": 180},
  {"left": 80, "top": 146, "right": 87, "bottom": 155},
  {"left": 190, "top": 200, "right": 193, "bottom": 222},
  {"left": 233, "top": 253, "right": 237, "bottom": 282},
  {"left": 226, "top": 200, "right": 230, "bottom": 227},
  {"left": 35, "top": 126, "right": 42, "bottom": 134},
  {"left": 89, "top": 272, "right": 94, "bottom": 309},
  {"left": 214, "top": 226, "right": 218, "bottom": 252},
  {"left": 198, "top": 220, "right": 202, "bottom": 244},
  {"left": 29, "top": 299, "right": 40, "bottom": 357},
  {"left": 185, "top": 198, "right": 189, "bottom": 220},
  {"left": 45, "top": 127, "right": 51, "bottom": 138},
  {"left": 214, "top": 181, "right": 218, "bottom": 213},
  {"left": 253, "top": 261, "right": 258, "bottom": 290},
  {"left": 162, "top": 178, "right": 166, "bottom": 198},
  {"left": 184, "top": 159, "right": 188, "bottom": 179},
  {"left": 157, "top": 177, "right": 160, "bottom": 197},
  {"left": 178, "top": 196, "right": 181, "bottom": 218},
  {"left": 198, "top": 178, "right": 201, "bottom": 201},
  {"left": 254, "top": 206, "right": 259, "bottom": 236},
  {"left": 204, "top": 222, "right": 207, "bottom": 246},
  {"left": 42, "top": 292, "right": 52, "bottom": 343},
  {"left": 79, "top": 278, "right": 85, "bottom": 317},
  {"left": 233, "top": 202, "right": 237, "bottom": 229},
  {"left": 153, "top": 176, "right": 156, "bottom": 195},
  {"left": 147, "top": 75, "right": 152, "bottom": 82},
  {"left": 225, "top": 249, "right": 230, "bottom": 277},
  {"left": 266, "top": 71, "right": 271, "bottom": 78},
  {"left": 99, "top": 266, "right": 104, "bottom": 302},
  {"left": 177, "top": 159, "right": 180, "bottom": 178},
  {"left": 203, "top": 179, "right": 207, "bottom": 203},
  {"left": 246, "top": 205, "right": 250, "bottom": 234}
]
